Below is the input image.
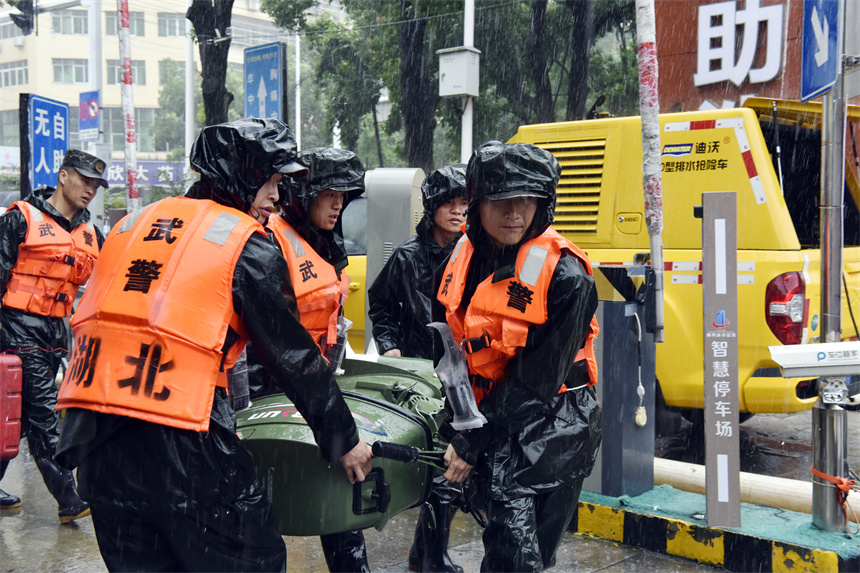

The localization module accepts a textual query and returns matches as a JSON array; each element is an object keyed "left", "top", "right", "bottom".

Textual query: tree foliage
[
  {"left": 152, "top": 59, "right": 200, "bottom": 153},
  {"left": 304, "top": 13, "right": 383, "bottom": 153},
  {"left": 263, "top": 0, "right": 637, "bottom": 170}
]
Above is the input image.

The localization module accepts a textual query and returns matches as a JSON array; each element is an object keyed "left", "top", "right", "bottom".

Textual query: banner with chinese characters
[
  {"left": 702, "top": 191, "right": 740, "bottom": 527},
  {"left": 104, "top": 161, "right": 187, "bottom": 188}
]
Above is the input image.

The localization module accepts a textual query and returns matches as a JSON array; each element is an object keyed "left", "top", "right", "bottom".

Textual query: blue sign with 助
[
  {"left": 244, "top": 42, "right": 285, "bottom": 120},
  {"left": 28, "top": 95, "right": 69, "bottom": 190}
]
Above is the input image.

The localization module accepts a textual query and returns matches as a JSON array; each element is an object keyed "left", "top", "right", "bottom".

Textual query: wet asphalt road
[
  {"left": 6, "top": 410, "right": 857, "bottom": 572},
  {"left": 657, "top": 409, "right": 860, "bottom": 482},
  {"left": 1, "top": 440, "right": 719, "bottom": 573}
]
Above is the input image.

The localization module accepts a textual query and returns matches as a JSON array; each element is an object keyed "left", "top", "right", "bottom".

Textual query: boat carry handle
[{"left": 352, "top": 467, "right": 391, "bottom": 515}]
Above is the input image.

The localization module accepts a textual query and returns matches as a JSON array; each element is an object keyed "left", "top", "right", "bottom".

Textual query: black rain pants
[
  {"left": 89, "top": 499, "right": 287, "bottom": 572},
  {"left": 479, "top": 480, "right": 583, "bottom": 572}
]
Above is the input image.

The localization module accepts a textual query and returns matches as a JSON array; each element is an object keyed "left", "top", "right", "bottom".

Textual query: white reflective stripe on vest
[
  {"left": 281, "top": 226, "right": 306, "bottom": 257},
  {"left": 204, "top": 212, "right": 241, "bottom": 246},
  {"left": 24, "top": 202, "right": 44, "bottom": 222},
  {"left": 118, "top": 209, "right": 145, "bottom": 234},
  {"left": 450, "top": 235, "right": 467, "bottom": 263},
  {"left": 519, "top": 244, "right": 548, "bottom": 287}
]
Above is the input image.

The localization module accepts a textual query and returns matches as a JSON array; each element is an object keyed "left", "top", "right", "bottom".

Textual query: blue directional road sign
[
  {"left": 78, "top": 90, "right": 100, "bottom": 142},
  {"left": 28, "top": 95, "right": 69, "bottom": 189},
  {"left": 801, "top": 0, "right": 841, "bottom": 102},
  {"left": 244, "top": 42, "right": 286, "bottom": 120}
]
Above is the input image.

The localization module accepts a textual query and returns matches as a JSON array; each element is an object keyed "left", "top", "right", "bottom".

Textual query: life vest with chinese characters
[
  {"left": 268, "top": 215, "right": 349, "bottom": 352},
  {"left": 2, "top": 201, "right": 100, "bottom": 318},
  {"left": 437, "top": 227, "right": 598, "bottom": 404},
  {"left": 56, "top": 197, "right": 266, "bottom": 432}
]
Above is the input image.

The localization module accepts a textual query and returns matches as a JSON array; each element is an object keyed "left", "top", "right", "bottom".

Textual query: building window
[
  {"left": 106, "top": 12, "right": 145, "bottom": 36},
  {"left": 158, "top": 13, "right": 186, "bottom": 37},
  {"left": 229, "top": 14, "right": 279, "bottom": 47},
  {"left": 53, "top": 59, "right": 88, "bottom": 84},
  {"left": 0, "top": 60, "right": 28, "bottom": 88},
  {"left": 107, "top": 60, "right": 146, "bottom": 85},
  {"left": 0, "top": 21, "right": 23, "bottom": 40},
  {"left": 0, "top": 109, "right": 19, "bottom": 147},
  {"left": 103, "top": 107, "right": 156, "bottom": 153},
  {"left": 136, "top": 108, "right": 155, "bottom": 153},
  {"left": 158, "top": 59, "right": 186, "bottom": 85},
  {"left": 52, "top": 10, "right": 88, "bottom": 35}
]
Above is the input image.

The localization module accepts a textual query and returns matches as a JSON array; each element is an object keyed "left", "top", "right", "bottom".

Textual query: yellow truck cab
[
  {"left": 508, "top": 98, "right": 860, "bottom": 422},
  {"left": 340, "top": 195, "right": 367, "bottom": 352}
]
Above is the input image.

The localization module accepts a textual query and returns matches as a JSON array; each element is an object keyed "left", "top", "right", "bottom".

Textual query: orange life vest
[
  {"left": 2, "top": 201, "right": 100, "bottom": 318},
  {"left": 437, "top": 227, "right": 599, "bottom": 404},
  {"left": 56, "top": 197, "right": 266, "bottom": 432},
  {"left": 268, "top": 215, "right": 349, "bottom": 352}
]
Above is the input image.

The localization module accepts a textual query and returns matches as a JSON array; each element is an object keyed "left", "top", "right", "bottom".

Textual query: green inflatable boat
[{"left": 236, "top": 356, "right": 447, "bottom": 536}]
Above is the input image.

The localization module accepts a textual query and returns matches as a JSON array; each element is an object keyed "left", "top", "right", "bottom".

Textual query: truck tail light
[{"left": 766, "top": 272, "right": 806, "bottom": 345}]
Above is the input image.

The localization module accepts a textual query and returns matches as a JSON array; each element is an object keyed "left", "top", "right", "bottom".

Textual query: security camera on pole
[{"left": 437, "top": 0, "right": 480, "bottom": 164}]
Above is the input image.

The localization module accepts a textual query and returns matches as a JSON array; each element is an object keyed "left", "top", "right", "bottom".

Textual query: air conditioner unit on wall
[{"left": 13, "top": 36, "right": 24, "bottom": 48}]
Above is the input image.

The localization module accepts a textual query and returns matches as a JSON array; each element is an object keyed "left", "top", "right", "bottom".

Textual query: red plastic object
[{"left": 0, "top": 353, "right": 22, "bottom": 461}]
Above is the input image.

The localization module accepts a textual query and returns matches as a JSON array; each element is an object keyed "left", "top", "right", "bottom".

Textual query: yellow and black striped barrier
[{"left": 575, "top": 486, "right": 860, "bottom": 572}]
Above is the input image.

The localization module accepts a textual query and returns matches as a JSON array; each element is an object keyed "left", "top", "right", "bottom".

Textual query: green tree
[
  {"left": 303, "top": 13, "right": 383, "bottom": 154},
  {"left": 154, "top": 59, "right": 243, "bottom": 155},
  {"left": 264, "top": 0, "right": 636, "bottom": 169},
  {"left": 586, "top": 0, "right": 638, "bottom": 118},
  {"left": 153, "top": 59, "right": 202, "bottom": 153},
  {"left": 265, "top": 0, "right": 461, "bottom": 171}
]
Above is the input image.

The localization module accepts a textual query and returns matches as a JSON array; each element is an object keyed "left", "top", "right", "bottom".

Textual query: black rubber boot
[
  {"left": 35, "top": 455, "right": 90, "bottom": 523},
  {"left": 319, "top": 529, "right": 370, "bottom": 573},
  {"left": 407, "top": 478, "right": 463, "bottom": 573}
]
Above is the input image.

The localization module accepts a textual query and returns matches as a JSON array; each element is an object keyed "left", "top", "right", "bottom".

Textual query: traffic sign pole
[{"left": 813, "top": 0, "right": 847, "bottom": 533}]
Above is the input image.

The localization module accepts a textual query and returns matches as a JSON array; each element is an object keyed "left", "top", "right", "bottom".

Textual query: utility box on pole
[{"left": 437, "top": 47, "right": 480, "bottom": 98}]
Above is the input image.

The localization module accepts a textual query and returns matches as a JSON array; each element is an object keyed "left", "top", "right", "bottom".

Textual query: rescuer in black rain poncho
[
  {"left": 436, "top": 142, "right": 602, "bottom": 572},
  {"left": 0, "top": 149, "right": 107, "bottom": 523},
  {"left": 369, "top": 165, "right": 467, "bottom": 360},
  {"left": 368, "top": 165, "right": 468, "bottom": 572},
  {"left": 252, "top": 147, "right": 370, "bottom": 573},
  {"left": 55, "top": 119, "right": 372, "bottom": 573}
]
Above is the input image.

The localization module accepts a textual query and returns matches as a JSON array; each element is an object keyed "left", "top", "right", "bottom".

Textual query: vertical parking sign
[
  {"left": 19, "top": 94, "right": 69, "bottom": 194},
  {"left": 702, "top": 191, "right": 740, "bottom": 528}
]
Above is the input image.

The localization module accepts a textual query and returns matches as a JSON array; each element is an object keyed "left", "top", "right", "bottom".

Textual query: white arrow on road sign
[
  {"left": 801, "top": 0, "right": 840, "bottom": 102},
  {"left": 811, "top": 6, "right": 829, "bottom": 66},
  {"left": 244, "top": 42, "right": 284, "bottom": 120},
  {"left": 257, "top": 77, "right": 267, "bottom": 118}
]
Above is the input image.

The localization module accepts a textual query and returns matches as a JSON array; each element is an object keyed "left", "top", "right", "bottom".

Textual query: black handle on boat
[{"left": 372, "top": 441, "right": 420, "bottom": 463}]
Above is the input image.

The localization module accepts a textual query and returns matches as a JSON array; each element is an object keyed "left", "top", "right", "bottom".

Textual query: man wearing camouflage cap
[{"left": 0, "top": 148, "right": 108, "bottom": 523}]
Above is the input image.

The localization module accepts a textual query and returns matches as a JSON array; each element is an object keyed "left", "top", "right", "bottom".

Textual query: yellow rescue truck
[{"left": 508, "top": 98, "right": 860, "bottom": 427}]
